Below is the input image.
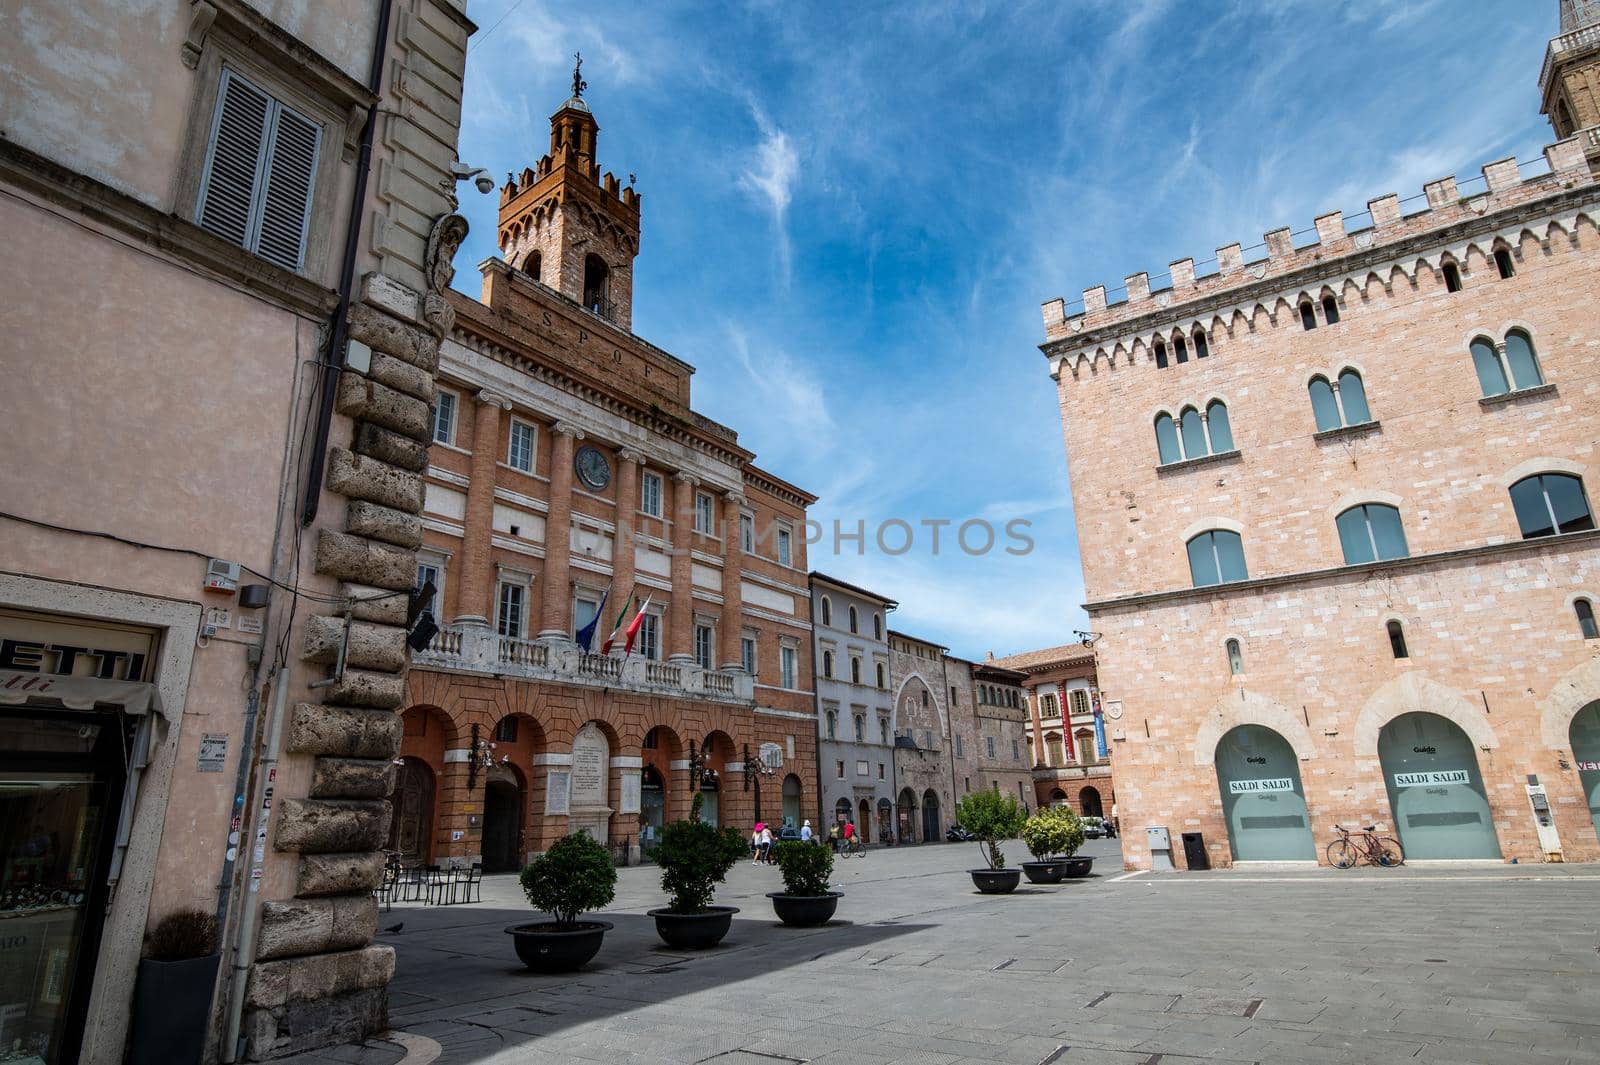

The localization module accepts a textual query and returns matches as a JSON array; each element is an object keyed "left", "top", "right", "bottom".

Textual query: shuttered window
[{"left": 196, "top": 69, "right": 321, "bottom": 272}]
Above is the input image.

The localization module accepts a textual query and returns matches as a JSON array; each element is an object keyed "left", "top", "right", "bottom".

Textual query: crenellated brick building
[
  {"left": 395, "top": 82, "right": 819, "bottom": 871},
  {"left": 1039, "top": 6, "right": 1600, "bottom": 870}
]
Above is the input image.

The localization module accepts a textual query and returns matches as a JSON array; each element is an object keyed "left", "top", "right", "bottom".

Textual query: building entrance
[
  {"left": 1378, "top": 712, "right": 1501, "bottom": 859},
  {"left": 1214, "top": 724, "right": 1316, "bottom": 861},
  {"left": 481, "top": 769, "right": 524, "bottom": 873},
  {"left": 921, "top": 790, "right": 940, "bottom": 842},
  {"left": 0, "top": 710, "right": 131, "bottom": 1065},
  {"left": 387, "top": 757, "right": 435, "bottom": 863},
  {"left": 1569, "top": 700, "right": 1600, "bottom": 845}
]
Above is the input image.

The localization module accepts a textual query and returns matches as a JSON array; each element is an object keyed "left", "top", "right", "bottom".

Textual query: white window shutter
[
  {"left": 197, "top": 70, "right": 271, "bottom": 249},
  {"left": 256, "top": 104, "right": 320, "bottom": 271}
]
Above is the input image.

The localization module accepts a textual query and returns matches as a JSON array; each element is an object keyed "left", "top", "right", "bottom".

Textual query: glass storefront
[
  {"left": 1, "top": 712, "right": 128, "bottom": 1065},
  {"left": 1214, "top": 724, "right": 1316, "bottom": 861},
  {"left": 1378, "top": 711, "right": 1501, "bottom": 859},
  {"left": 1570, "top": 700, "right": 1600, "bottom": 846}
]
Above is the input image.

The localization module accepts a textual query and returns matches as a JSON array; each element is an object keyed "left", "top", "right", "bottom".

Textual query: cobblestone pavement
[{"left": 285, "top": 839, "right": 1600, "bottom": 1065}]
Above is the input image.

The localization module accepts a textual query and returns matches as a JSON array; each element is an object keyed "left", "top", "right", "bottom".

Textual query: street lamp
[{"left": 741, "top": 743, "right": 776, "bottom": 822}]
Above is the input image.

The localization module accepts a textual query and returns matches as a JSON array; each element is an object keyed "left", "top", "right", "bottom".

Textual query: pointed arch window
[
  {"left": 582, "top": 253, "right": 611, "bottom": 318},
  {"left": 1192, "top": 329, "right": 1210, "bottom": 359},
  {"left": 528, "top": 250, "right": 543, "bottom": 282},
  {"left": 1173, "top": 335, "right": 1189, "bottom": 364},
  {"left": 1442, "top": 261, "right": 1462, "bottom": 292},
  {"left": 1336, "top": 504, "right": 1410, "bottom": 564},
  {"left": 1509, "top": 473, "right": 1594, "bottom": 539},
  {"left": 1299, "top": 300, "right": 1317, "bottom": 330},
  {"left": 1186, "top": 529, "right": 1249, "bottom": 587},
  {"left": 1473, "top": 330, "right": 1544, "bottom": 397},
  {"left": 1154, "top": 413, "right": 1182, "bottom": 464},
  {"left": 1310, "top": 371, "right": 1372, "bottom": 430},
  {"left": 1321, "top": 295, "right": 1340, "bottom": 324},
  {"left": 1179, "top": 407, "right": 1207, "bottom": 459},
  {"left": 1154, "top": 339, "right": 1169, "bottom": 369},
  {"left": 1493, "top": 248, "right": 1515, "bottom": 279}
]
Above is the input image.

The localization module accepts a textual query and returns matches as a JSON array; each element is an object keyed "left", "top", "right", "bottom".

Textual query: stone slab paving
[{"left": 279, "top": 839, "right": 1600, "bottom": 1065}]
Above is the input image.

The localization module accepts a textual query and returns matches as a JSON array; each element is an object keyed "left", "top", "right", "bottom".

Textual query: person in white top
[
  {"left": 758, "top": 824, "right": 774, "bottom": 863},
  {"left": 751, "top": 823, "right": 764, "bottom": 864},
  {"left": 800, "top": 819, "right": 813, "bottom": 842}
]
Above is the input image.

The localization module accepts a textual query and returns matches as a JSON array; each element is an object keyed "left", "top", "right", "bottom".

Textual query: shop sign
[
  {"left": 1228, "top": 777, "right": 1294, "bottom": 794},
  {"left": 1394, "top": 769, "right": 1470, "bottom": 788},
  {"left": 0, "top": 609, "right": 155, "bottom": 682},
  {"left": 1575, "top": 760, "right": 1600, "bottom": 772}
]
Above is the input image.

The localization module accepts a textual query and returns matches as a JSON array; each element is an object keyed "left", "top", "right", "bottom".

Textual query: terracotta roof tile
[{"left": 986, "top": 644, "right": 1095, "bottom": 671}]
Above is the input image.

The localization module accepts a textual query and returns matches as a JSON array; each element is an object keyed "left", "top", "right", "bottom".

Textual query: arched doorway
[
  {"left": 921, "top": 790, "right": 940, "bottom": 842},
  {"left": 1049, "top": 787, "right": 1067, "bottom": 804},
  {"left": 897, "top": 788, "right": 916, "bottom": 843},
  {"left": 876, "top": 798, "right": 893, "bottom": 842},
  {"left": 1213, "top": 724, "right": 1315, "bottom": 861},
  {"left": 1080, "top": 786, "right": 1103, "bottom": 819},
  {"left": 1378, "top": 711, "right": 1501, "bottom": 859},
  {"left": 482, "top": 764, "right": 526, "bottom": 873},
  {"left": 834, "top": 797, "right": 852, "bottom": 835},
  {"left": 387, "top": 756, "right": 435, "bottom": 862},
  {"left": 1569, "top": 700, "right": 1600, "bottom": 845},
  {"left": 857, "top": 797, "right": 871, "bottom": 843},
  {"left": 782, "top": 773, "right": 802, "bottom": 828},
  {"left": 640, "top": 765, "right": 666, "bottom": 853},
  {"left": 700, "top": 731, "right": 734, "bottom": 827}
]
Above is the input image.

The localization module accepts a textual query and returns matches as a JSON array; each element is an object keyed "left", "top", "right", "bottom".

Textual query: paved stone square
[{"left": 291, "top": 840, "right": 1600, "bottom": 1065}]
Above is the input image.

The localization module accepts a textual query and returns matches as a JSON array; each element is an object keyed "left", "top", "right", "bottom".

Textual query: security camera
[{"left": 451, "top": 161, "right": 495, "bottom": 195}]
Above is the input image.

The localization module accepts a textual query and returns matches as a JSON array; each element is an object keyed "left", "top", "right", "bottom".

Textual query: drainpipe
[
  {"left": 299, "top": 0, "right": 393, "bottom": 528},
  {"left": 220, "top": 666, "right": 291, "bottom": 1061}
]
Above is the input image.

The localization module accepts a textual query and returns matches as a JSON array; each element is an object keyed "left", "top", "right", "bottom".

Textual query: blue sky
[{"left": 451, "top": 0, "right": 1557, "bottom": 660}]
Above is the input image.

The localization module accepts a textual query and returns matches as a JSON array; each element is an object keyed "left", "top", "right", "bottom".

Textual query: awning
[{"left": 0, "top": 669, "right": 164, "bottom": 716}]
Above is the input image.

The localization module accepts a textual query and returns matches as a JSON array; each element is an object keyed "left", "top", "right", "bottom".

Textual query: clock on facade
[{"left": 574, "top": 445, "right": 611, "bottom": 490}]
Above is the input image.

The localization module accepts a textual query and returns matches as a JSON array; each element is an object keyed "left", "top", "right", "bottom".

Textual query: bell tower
[
  {"left": 496, "top": 55, "right": 642, "bottom": 329},
  {"left": 1542, "top": 0, "right": 1600, "bottom": 174}
]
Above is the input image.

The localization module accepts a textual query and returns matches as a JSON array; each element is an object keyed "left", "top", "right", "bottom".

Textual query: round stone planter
[
  {"left": 648, "top": 906, "right": 739, "bottom": 949},
  {"left": 1061, "top": 856, "right": 1095, "bottom": 878},
  {"left": 968, "top": 868, "right": 1022, "bottom": 894},
  {"left": 1020, "top": 859, "right": 1069, "bottom": 884},
  {"left": 767, "top": 891, "right": 842, "bottom": 927},
  {"left": 504, "top": 920, "right": 612, "bottom": 973}
]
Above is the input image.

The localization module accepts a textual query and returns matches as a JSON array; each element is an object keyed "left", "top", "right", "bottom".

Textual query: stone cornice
[
  {"left": 0, "top": 138, "right": 338, "bottom": 320},
  {"left": 1085, "top": 528, "right": 1600, "bottom": 615}
]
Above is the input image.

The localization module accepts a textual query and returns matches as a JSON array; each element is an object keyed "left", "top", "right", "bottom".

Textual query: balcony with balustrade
[{"left": 412, "top": 623, "right": 753, "bottom": 703}]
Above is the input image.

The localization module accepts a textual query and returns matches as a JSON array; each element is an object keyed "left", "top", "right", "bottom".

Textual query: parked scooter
[{"left": 946, "top": 825, "right": 975, "bottom": 842}]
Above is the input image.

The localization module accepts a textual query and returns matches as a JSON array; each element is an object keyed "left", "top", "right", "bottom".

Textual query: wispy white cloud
[{"left": 737, "top": 101, "right": 800, "bottom": 284}]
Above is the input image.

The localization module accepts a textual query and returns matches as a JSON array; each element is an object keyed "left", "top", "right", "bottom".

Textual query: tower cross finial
[{"left": 572, "top": 52, "right": 586, "bottom": 99}]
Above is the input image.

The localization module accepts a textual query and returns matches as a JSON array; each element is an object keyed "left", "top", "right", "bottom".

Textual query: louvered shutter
[
  {"left": 197, "top": 70, "right": 271, "bottom": 249},
  {"left": 195, "top": 68, "right": 322, "bottom": 272},
  {"left": 255, "top": 104, "right": 320, "bottom": 271}
]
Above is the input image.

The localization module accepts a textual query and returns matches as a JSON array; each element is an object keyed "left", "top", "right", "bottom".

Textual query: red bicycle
[{"left": 1326, "top": 824, "right": 1404, "bottom": 868}]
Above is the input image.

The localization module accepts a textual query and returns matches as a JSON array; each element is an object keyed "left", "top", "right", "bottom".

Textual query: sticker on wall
[
  {"left": 197, "top": 732, "right": 228, "bottom": 772},
  {"left": 451, "top": 830, "right": 465, "bottom": 842},
  {"left": 236, "top": 615, "right": 264, "bottom": 635},
  {"left": 1228, "top": 777, "right": 1295, "bottom": 794},
  {"left": 1393, "top": 770, "right": 1471, "bottom": 788}
]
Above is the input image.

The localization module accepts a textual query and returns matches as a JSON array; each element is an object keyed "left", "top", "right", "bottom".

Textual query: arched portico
[
  {"left": 1378, "top": 711, "right": 1501, "bottom": 859},
  {"left": 1567, "top": 701, "right": 1600, "bottom": 846},
  {"left": 1353, "top": 673, "right": 1498, "bottom": 754},
  {"left": 1193, "top": 689, "right": 1319, "bottom": 766},
  {"left": 1213, "top": 724, "right": 1315, "bottom": 861}
]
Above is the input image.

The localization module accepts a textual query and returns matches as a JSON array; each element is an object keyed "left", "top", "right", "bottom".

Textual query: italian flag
[
  {"left": 622, "top": 595, "right": 653, "bottom": 655},
  {"left": 599, "top": 596, "right": 635, "bottom": 654}
]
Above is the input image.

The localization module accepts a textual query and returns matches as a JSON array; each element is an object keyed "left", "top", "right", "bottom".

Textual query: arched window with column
[
  {"left": 1206, "top": 400, "right": 1235, "bottom": 452},
  {"left": 1310, "top": 371, "right": 1372, "bottom": 431},
  {"left": 1179, "top": 406, "right": 1208, "bottom": 458},
  {"left": 1173, "top": 335, "right": 1189, "bottom": 364},
  {"left": 1154, "top": 339, "right": 1168, "bottom": 369},
  {"left": 1473, "top": 330, "right": 1544, "bottom": 397},
  {"left": 1154, "top": 412, "right": 1182, "bottom": 464},
  {"left": 1192, "top": 328, "right": 1210, "bottom": 359}
]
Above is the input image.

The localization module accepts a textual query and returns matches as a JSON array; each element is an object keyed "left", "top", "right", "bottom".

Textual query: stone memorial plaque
[
  {"left": 571, "top": 723, "right": 609, "bottom": 807},
  {"left": 546, "top": 770, "right": 571, "bottom": 816},
  {"left": 619, "top": 771, "right": 642, "bottom": 814}
]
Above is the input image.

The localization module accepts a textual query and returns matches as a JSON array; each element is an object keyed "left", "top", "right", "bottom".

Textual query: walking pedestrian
[
  {"left": 751, "top": 822, "right": 764, "bottom": 865},
  {"left": 800, "top": 819, "right": 813, "bottom": 843}
]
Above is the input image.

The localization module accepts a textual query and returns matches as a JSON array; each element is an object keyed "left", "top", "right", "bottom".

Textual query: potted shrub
[
  {"left": 506, "top": 831, "right": 618, "bottom": 972},
  {"left": 955, "top": 788, "right": 1028, "bottom": 894},
  {"left": 767, "top": 839, "right": 841, "bottom": 927},
  {"left": 1019, "top": 806, "right": 1089, "bottom": 884},
  {"left": 128, "top": 908, "right": 221, "bottom": 1065},
  {"left": 647, "top": 794, "right": 750, "bottom": 948}
]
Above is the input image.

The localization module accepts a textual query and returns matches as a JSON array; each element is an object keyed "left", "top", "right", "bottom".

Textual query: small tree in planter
[
  {"left": 768, "top": 840, "right": 840, "bottom": 927},
  {"left": 129, "top": 909, "right": 221, "bottom": 1065},
  {"left": 1019, "top": 806, "right": 1089, "bottom": 883},
  {"left": 507, "top": 832, "right": 618, "bottom": 972},
  {"left": 955, "top": 789, "right": 1028, "bottom": 893},
  {"left": 649, "top": 793, "right": 750, "bottom": 948}
]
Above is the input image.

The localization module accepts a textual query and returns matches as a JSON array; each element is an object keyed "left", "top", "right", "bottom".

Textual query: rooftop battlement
[
  {"left": 1040, "top": 136, "right": 1593, "bottom": 347},
  {"left": 498, "top": 150, "right": 641, "bottom": 213}
]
